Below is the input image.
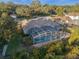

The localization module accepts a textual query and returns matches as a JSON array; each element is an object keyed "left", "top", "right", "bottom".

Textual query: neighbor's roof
[{"left": 67, "top": 12, "right": 79, "bottom": 16}]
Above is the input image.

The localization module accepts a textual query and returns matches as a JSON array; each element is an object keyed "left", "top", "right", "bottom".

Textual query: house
[
  {"left": 8, "top": 11, "right": 17, "bottom": 19},
  {"left": 64, "top": 13, "right": 79, "bottom": 20},
  {"left": 64, "top": 12, "right": 79, "bottom": 26},
  {"left": 53, "top": 16, "right": 70, "bottom": 24},
  {"left": 10, "top": 14, "right": 17, "bottom": 19},
  {"left": 21, "top": 17, "right": 70, "bottom": 46}
]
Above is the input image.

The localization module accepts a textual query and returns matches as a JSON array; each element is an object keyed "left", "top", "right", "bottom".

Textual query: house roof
[
  {"left": 23, "top": 17, "right": 54, "bottom": 34},
  {"left": 20, "top": 16, "right": 70, "bottom": 45}
]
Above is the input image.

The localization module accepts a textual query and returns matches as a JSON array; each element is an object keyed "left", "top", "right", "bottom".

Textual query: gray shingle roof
[{"left": 22, "top": 17, "right": 70, "bottom": 44}]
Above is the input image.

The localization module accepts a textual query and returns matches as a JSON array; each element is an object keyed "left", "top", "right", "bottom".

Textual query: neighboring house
[
  {"left": 8, "top": 11, "right": 17, "bottom": 21},
  {"left": 64, "top": 12, "right": 79, "bottom": 25},
  {"left": 8, "top": 11, "right": 17, "bottom": 19},
  {"left": 53, "top": 16, "right": 70, "bottom": 24},
  {"left": 10, "top": 14, "right": 17, "bottom": 19},
  {"left": 21, "top": 17, "right": 70, "bottom": 46}
]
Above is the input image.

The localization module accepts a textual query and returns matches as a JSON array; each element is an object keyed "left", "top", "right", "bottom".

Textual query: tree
[
  {"left": 30, "top": 1, "right": 42, "bottom": 16},
  {"left": 16, "top": 6, "right": 31, "bottom": 17},
  {"left": 65, "top": 46, "right": 79, "bottom": 59},
  {"left": 68, "top": 27, "right": 79, "bottom": 45},
  {"left": 32, "top": 0, "right": 41, "bottom": 6},
  {"left": 1, "top": 12, "right": 8, "bottom": 18},
  {"left": 56, "top": 7, "right": 64, "bottom": 16}
]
